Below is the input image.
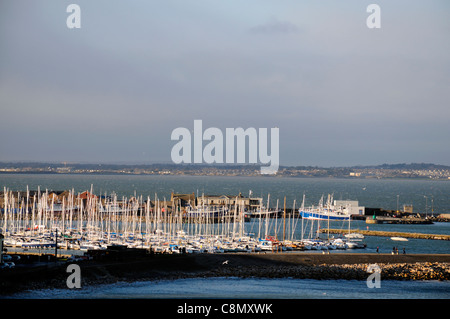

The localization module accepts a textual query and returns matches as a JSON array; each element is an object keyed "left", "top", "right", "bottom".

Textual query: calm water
[
  {"left": 1, "top": 174, "right": 449, "bottom": 214},
  {"left": 7, "top": 277, "right": 450, "bottom": 299}
]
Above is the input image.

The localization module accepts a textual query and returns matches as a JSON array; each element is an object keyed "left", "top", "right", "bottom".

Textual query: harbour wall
[{"left": 320, "top": 229, "right": 450, "bottom": 241}]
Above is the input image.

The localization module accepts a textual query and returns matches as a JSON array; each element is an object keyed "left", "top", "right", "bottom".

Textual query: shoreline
[{"left": 1, "top": 252, "right": 449, "bottom": 296}]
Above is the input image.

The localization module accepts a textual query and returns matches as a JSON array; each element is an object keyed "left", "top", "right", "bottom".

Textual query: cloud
[
  {"left": 250, "top": 17, "right": 300, "bottom": 35},
  {"left": 1, "top": 1, "right": 449, "bottom": 166}
]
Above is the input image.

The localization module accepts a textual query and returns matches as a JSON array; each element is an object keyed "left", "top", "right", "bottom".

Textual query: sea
[
  {"left": 6, "top": 277, "right": 450, "bottom": 299},
  {"left": 1, "top": 173, "right": 449, "bottom": 214},
  {"left": 1, "top": 174, "right": 449, "bottom": 300}
]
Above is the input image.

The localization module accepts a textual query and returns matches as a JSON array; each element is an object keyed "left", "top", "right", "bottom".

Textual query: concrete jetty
[
  {"left": 365, "top": 216, "right": 433, "bottom": 224},
  {"left": 320, "top": 229, "right": 450, "bottom": 241}
]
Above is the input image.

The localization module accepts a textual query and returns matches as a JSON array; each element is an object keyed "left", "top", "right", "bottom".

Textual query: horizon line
[{"left": 0, "top": 161, "right": 449, "bottom": 169}]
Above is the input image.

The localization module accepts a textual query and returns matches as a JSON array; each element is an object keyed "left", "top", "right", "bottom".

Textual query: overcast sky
[{"left": 1, "top": 0, "right": 449, "bottom": 167}]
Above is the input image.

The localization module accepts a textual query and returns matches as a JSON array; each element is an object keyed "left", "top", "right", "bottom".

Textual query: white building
[
  {"left": 197, "top": 194, "right": 262, "bottom": 211},
  {"left": 334, "top": 200, "right": 365, "bottom": 216}
]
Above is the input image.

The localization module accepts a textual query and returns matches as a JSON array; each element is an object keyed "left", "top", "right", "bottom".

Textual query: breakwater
[
  {"left": 93, "top": 252, "right": 450, "bottom": 281},
  {"left": 211, "top": 262, "right": 450, "bottom": 281},
  {"left": 320, "top": 229, "right": 450, "bottom": 241},
  {"left": 365, "top": 216, "right": 433, "bottom": 224}
]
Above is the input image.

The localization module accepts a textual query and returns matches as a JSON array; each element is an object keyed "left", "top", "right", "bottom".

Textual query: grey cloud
[
  {"left": 250, "top": 17, "right": 300, "bottom": 35},
  {"left": 0, "top": 0, "right": 449, "bottom": 166}
]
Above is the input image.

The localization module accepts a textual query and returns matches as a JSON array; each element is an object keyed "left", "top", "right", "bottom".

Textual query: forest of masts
[{"left": 1, "top": 186, "right": 323, "bottom": 253}]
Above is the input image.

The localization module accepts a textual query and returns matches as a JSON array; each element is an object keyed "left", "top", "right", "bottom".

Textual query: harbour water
[
  {"left": 1, "top": 174, "right": 449, "bottom": 214},
  {"left": 7, "top": 277, "right": 450, "bottom": 299}
]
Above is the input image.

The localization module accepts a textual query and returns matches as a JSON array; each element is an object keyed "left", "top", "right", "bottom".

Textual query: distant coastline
[{"left": 0, "top": 162, "right": 449, "bottom": 180}]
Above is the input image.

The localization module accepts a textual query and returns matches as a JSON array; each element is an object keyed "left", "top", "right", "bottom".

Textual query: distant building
[
  {"left": 77, "top": 191, "right": 98, "bottom": 200},
  {"left": 334, "top": 200, "right": 365, "bottom": 216},
  {"left": 171, "top": 193, "right": 196, "bottom": 207},
  {"left": 170, "top": 192, "right": 263, "bottom": 212},
  {"left": 196, "top": 193, "right": 263, "bottom": 211},
  {"left": 349, "top": 172, "right": 361, "bottom": 177},
  {"left": 197, "top": 194, "right": 233, "bottom": 207},
  {"left": 403, "top": 204, "right": 413, "bottom": 214}
]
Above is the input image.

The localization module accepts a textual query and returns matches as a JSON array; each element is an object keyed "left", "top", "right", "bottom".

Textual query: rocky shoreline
[
  {"left": 1, "top": 253, "right": 450, "bottom": 296},
  {"left": 206, "top": 262, "right": 450, "bottom": 281}
]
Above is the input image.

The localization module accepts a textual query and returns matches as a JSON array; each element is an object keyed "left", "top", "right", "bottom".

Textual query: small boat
[
  {"left": 391, "top": 237, "right": 408, "bottom": 241},
  {"left": 345, "top": 233, "right": 365, "bottom": 239},
  {"left": 346, "top": 241, "right": 358, "bottom": 249}
]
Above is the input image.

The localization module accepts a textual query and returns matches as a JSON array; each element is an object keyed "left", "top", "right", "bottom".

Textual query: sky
[{"left": 0, "top": 0, "right": 449, "bottom": 167}]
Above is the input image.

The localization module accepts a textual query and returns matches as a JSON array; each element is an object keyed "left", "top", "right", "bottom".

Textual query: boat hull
[
  {"left": 391, "top": 237, "right": 408, "bottom": 241},
  {"left": 299, "top": 210, "right": 350, "bottom": 221}
]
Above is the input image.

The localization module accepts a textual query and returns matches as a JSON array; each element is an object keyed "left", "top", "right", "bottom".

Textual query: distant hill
[
  {"left": 350, "top": 163, "right": 450, "bottom": 170},
  {"left": 0, "top": 161, "right": 449, "bottom": 170}
]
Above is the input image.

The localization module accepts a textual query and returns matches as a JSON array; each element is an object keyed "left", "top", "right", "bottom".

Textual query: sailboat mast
[{"left": 283, "top": 196, "right": 286, "bottom": 242}]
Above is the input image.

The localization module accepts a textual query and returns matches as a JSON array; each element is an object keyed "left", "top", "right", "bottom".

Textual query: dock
[
  {"left": 320, "top": 229, "right": 450, "bottom": 241},
  {"left": 365, "top": 216, "right": 433, "bottom": 224}
]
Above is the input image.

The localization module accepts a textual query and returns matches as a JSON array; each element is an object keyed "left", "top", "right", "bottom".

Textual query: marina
[
  {"left": 1, "top": 175, "right": 449, "bottom": 262},
  {"left": 1, "top": 187, "right": 371, "bottom": 257}
]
